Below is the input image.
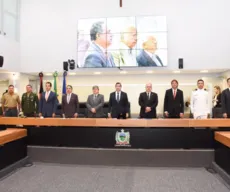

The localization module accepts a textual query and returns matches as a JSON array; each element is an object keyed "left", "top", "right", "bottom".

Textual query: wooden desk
[
  {"left": 215, "top": 131, "right": 230, "bottom": 176},
  {"left": 0, "top": 117, "right": 230, "bottom": 128}
]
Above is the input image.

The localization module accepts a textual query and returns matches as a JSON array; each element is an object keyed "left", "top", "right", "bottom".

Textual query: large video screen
[{"left": 77, "top": 16, "right": 167, "bottom": 68}]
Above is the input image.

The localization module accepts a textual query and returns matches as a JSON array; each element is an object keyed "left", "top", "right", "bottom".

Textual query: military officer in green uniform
[{"left": 21, "top": 84, "right": 39, "bottom": 117}]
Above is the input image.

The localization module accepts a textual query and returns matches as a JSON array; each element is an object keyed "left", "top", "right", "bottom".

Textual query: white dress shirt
[
  {"left": 172, "top": 88, "right": 177, "bottom": 96},
  {"left": 116, "top": 91, "right": 121, "bottom": 101},
  {"left": 67, "top": 93, "right": 72, "bottom": 104}
]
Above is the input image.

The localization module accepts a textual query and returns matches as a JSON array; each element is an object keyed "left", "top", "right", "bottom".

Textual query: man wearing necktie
[
  {"left": 112, "top": 26, "right": 137, "bottom": 67},
  {"left": 86, "top": 85, "right": 105, "bottom": 118},
  {"left": 39, "top": 82, "right": 58, "bottom": 118},
  {"left": 61, "top": 85, "right": 79, "bottom": 118},
  {"left": 83, "top": 21, "right": 115, "bottom": 68},
  {"left": 164, "top": 79, "right": 184, "bottom": 118},
  {"left": 221, "top": 78, "right": 230, "bottom": 118},
  {"left": 139, "top": 83, "right": 158, "bottom": 119},
  {"left": 137, "top": 36, "right": 164, "bottom": 67},
  {"left": 108, "top": 82, "right": 129, "bottom": 119}
]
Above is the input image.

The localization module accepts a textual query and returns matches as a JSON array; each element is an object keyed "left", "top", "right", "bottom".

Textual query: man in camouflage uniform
[{"left": 21, "top": 85, "right": 39, "bottom": 117}]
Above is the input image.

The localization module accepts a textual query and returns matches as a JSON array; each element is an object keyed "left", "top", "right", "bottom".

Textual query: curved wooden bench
[
  {"left": 0, "top": 128, "right": 27, "bottom": 145},
  {"left": 215, "top": 132, "right": 230, "bottom": 148}
]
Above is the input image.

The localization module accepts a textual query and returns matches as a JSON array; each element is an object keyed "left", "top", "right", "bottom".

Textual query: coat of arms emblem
[{"left": 115, "top": 129, "right": 131, "bottom": 147}]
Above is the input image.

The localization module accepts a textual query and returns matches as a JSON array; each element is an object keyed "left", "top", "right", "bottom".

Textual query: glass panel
[
  {"left": 3, "top": 13, "right": 17, "bottom": 40},
  {"left": 3, "top": 0, "right": 17, "bottom": 15},
  {"left": 0, "top": 0, "right": 2, "bottom": 32}
]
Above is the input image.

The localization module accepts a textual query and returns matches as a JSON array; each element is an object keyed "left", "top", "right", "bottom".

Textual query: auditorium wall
[
  {"left": 20, "top": 0, "right": 230, "bottom": 72},
  {"left": 0, "top": 36, "right": 20, "bottom": 72}
]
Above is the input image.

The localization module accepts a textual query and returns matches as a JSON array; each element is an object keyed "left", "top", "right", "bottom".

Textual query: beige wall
[{"left": 41, "top": 73, "right": 223, "bottom": 114}]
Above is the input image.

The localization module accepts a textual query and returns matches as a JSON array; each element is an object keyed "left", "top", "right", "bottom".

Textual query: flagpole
[
  {"left": 38, "top": 72, "right": 44, "bottom": 100},
  {"left": 62, "top": 71, "right": 67, "bottom": 95}
]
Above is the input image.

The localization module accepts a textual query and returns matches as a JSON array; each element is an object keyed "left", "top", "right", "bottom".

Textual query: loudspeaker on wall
[
  {"left": 63, "top": 61, "right": 68, "bottom": 71},
  {"left": 0, "top": 56, "right": 3, "bottom": 67},
  {"left": 178, "top": 58, "right": 183, "bottom": 69}
]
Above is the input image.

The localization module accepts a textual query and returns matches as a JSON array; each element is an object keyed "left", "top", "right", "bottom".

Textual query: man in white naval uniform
[{"left": 190, "top": 79, "right": 210, "bottom": 119}]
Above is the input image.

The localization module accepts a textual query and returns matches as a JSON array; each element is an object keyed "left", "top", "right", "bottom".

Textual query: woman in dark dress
[{"left": 212, "top": 86, "right": 222, "bottom": 118}]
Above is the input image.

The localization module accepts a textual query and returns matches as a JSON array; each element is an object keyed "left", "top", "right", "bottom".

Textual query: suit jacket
[
  {"left": 221, "top": 89, "right": 230, "bottom": 115},
  {"left": 139, "top": 92, "right": 158, "bottom": 118},
  {"left": 61, "top": 93, "right": 79, "bottom": 117},
  {"left": 164, "top": 89, "right": 184, "bottom": 117},
  {"left": 108, "top": 91, "right": 129, "bottom": 117},
  {"left": 137, "top": 49, "right": 163, "bottom": 67},
  {"left": 112, "top": 42, "right": 137, "bottom": 67},
  {"left": 39, "top": 91, "right": 58, "bottom": 117},
  {"left": 86, "top": 94, "right": 104, "bottom": 118},
  {"left": 83, "top": 42, "right": 115, "bottom": 68},
  {"left": 213, "top": 94, "right": 222, "bottom": 108}
]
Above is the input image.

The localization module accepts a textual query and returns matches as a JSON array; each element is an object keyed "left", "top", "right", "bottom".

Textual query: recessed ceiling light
[
  {"left": 146, "top": 70, "right": 154, "bottom": 74},
  {"left": 120, "top": 71, "right": 127, "bottom": 74},
  {"left": 173, "top": 70, "right": 181, "bottom": 73},
  {"left": 200, "top": 70, "right": 208, "bottom": 73},
  {"left": 69, "top": 72, "right": 76, "bottom": 75},
  {"left": 94, "top": 72, "right": 101, "bottom": 75},
  {"left": 45, "top": 73, "right": 52, "bottom": 76}
]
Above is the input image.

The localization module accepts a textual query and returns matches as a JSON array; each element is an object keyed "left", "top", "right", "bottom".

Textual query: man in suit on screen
[
  {"left": 86, "top": 85, "right": 104, "bottom": 118},
  {"left": 83, "top": 21, "right": 115, "bottom": 68},
  {"left": 61, "top": 85, "right": 79, "bottom": 118},
  {"left": 221, "top": 78, "right": 230, "bottom": 118},
  {"left": 137, "top": 36, "right": 163, "bottom": 67},
  {"left": 39, "top": 82, "right": 58, "bottom": 118},
  {"left": 139, "top": 83, "right": 158, "bottom": 119},
  {"left": 164, "top": 79, "right": 184, "bottom": 118},
  {"left": 108, "top": 82, "right": 129, "bottom": 119},
  {"left": 112, "top": 26, "right": 137, "bottom": 67}
]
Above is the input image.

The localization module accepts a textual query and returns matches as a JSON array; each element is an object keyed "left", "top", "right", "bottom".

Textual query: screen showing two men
[{"left": 77, "top": 16, "right": 167, "bottom": 68}]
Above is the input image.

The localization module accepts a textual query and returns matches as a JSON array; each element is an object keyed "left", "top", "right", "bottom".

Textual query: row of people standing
[{"left": 1, "top": 78, "right": 230, "bottom": 119}]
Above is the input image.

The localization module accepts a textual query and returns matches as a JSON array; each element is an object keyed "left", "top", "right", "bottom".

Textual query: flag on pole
[
  {"left": 53, "top": 71, "right": 58, "bottom": 96},
  {"left": 38, "top": 72, "right": 44, "bottom": 99},
  {"left": 62, "top": 71, "right": 67, "bottom": 95}
]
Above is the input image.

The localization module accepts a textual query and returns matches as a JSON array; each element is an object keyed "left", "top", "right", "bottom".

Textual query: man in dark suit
[
  {"left": 137, "top": 36, "right": 163, "bottom": 67},
  {"left": 62, "top": 85, "right": 79, "bottom": 118},
  {"left": 39, "top": 82, "right": 58, "bottom": 118},
  {"left": 164, "top": 79, "right": 184, "bottom": 118},
  {"left": 86, "top": 85, "right": 104, "bottom": 118},
  {"left": 221, "top": 78, "right": 230, "bottom": 118},
  {"left": 108, "top": 82, "right": 129, "bottom": 119},
  {"left": 139, "top": 83, "right": 158, "bottom": 118},
  {"left": 84, "top": 21, "right": 115, "bottom": 68}
]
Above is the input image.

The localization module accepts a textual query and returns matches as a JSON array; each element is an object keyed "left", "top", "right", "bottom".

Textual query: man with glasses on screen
[
  {"left": 83, "top": 21, "right": 115, "bottom": 68},
  {"left": 137, "top": 36, "right": 163, "bottom": 67},
  {"left": 190, "top": 79, "right": 210, "bottom": 119},
  {"left": 112, "top": 26, "right": 137, "bottom": 67}
]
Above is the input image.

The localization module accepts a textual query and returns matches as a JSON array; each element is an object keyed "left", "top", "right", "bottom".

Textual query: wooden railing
[{"left": 0, "top": 117, "right": 230, "bottom": 128}]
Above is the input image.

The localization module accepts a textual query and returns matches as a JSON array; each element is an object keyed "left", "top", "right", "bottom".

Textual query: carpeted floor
[{"left": 0, "top": 163, "right": 229, "bottom": 192}]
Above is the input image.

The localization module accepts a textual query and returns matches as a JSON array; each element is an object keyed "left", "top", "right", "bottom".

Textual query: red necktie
[{"left": 173, "top": 90, "right": 176, "bottom": 99}]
